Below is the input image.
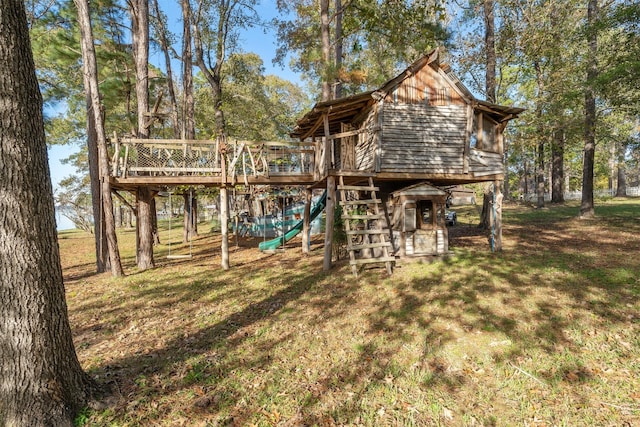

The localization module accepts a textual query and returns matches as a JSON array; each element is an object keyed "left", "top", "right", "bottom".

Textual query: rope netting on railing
[{"left": 110, "top": 136, "right": 315, "bottom": 180}]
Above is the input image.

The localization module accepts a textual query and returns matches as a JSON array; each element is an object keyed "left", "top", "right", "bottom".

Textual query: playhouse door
[{"left": 413, "top": 229, "right": 437, "bottom": 255}]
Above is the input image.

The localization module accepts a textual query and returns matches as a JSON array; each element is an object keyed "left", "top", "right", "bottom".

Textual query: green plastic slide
[{"left": 258, "top": 191, "right": 327, "bottom": 251}]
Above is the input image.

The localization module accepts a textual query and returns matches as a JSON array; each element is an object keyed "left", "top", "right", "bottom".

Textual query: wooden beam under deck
[{"left": 109, "top": 174, "right": 317, "bottom": 189}]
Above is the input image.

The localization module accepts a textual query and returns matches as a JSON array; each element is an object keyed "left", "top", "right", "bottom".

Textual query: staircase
[{"left": 337, "top": 176, "right": 395, "bottom": 276}]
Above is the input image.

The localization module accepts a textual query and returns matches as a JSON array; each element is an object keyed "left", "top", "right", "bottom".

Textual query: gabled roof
[
  {"left": 390, "top": 182, "right": 447, "bottom": 199},
  {"left": 290, "top": 48, "right": 524, "bottom": 140}
]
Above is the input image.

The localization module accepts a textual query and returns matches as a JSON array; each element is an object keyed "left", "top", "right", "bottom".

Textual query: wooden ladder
[{"left": 337, "top": 176, "right": 395, "bottom": 276}]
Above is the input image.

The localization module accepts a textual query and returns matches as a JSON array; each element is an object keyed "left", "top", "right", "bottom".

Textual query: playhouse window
[
  {"left": 423, "top": 87, "right": 430, "bottom": 105},
  {"left": 403, "top": 206, "right": 416, "bottom": 232},
  {"left": 418, "top": 200, "right": 434, "bottom": 228}
]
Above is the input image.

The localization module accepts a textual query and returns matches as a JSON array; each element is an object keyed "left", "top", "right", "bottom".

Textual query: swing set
[{"left": 166, "top": 191, "right": 193, "bottom": 259}]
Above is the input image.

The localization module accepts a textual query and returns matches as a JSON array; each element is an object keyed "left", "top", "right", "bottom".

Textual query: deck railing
[{"left": 110, "top": 136, "right": 316, "bottom": 183}]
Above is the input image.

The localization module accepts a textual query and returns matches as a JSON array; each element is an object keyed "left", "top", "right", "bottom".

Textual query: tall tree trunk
[
  {"left": 136, "top": 187, "right": 155, "bottom": 269},
  {"left": 551, "top": 128, "right": 565, "bottom": 203},
  {"left": 86, "top": 95, "right": 109, "bottom": 272},
  {"left": 616, "top": 164, "right": 627, "bottom": 197},
  {"left": 191, "top": 193, "right": 198, "bottom": 236},
  {"left": 320, "top": 0, "right": 331, "bottom": 101},
  {"left": 76, "top": 0, "right": 124, "bottom": 276},
  {"left": 478, "top": 183, "right": 492, "bottom": 229},
  {"left": 484, "top": 0, "right": 496, "bottom": 103},
  {"left": 181, "top": 0, "right": 195, "bottom": 139},
  {"left": 523, "top": 156, "right": 529, "bottom": 197},
  {"left": 130, "top": 0, "right": 155, "bottom": 268},
  {"left": 334, "top": 0, "right": 343, "bottom": 99},
  {"left": 478, "top": 0, "right": 496, "bottom": 230},
  {"left": 534, "top": 61, "right": 545, "bottom": 208},
  {"left": 581, "top": 0, "right": 597, "bottom": 218},
  {"left": 536, "top": 141, "right": 545, "bottom": 207},
  {"left": 191, "top": 0, "right": 226, "bottom": 135},
  {"left": 151, "top": 196, "right": 160, "bottom": 244},
  {"left": 0, "top": 2, "right": 98, "bottom": 423},
  {"left": 182, "top": 190, "right": 198, "bottom": 243}
]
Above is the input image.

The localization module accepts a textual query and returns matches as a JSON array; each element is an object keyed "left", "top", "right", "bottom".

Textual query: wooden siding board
[
  {"left": 379, "top": 104, "right": 467, "bottom": 173},
  {"left": 354, "top": 106, "right": 377, "bottom": 171}
]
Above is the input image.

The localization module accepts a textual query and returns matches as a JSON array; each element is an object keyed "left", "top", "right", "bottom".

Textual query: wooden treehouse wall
[
  {"left": 379, "top": 104, "right": 467, "bottom": 174},
  {"left": 343, "top": 61, "right": 505, "bottom": 179}
]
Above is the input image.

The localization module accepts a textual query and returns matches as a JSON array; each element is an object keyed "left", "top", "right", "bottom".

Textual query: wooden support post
[
  {"left": 494, "top": 180, "right": 503, "bottom": 251},
  {"left": 302, "top": 188, "right": 312, "bottom": 254},
  {"left": 220, "top": 138, "right": 230, "bottom": 270},
  {"left": 323, "top": 175, "right": 336, "bottom": 271},
  {"left": 220, "top": 186, "right": 230, "bottom": 270},
  {"left": 323, "top": 113, "right": 331, "bottom": 171}
]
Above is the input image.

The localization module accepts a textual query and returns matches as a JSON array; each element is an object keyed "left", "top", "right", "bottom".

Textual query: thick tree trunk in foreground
[{"left": 0, "top": 2, "right": 97, "bottom": 424}]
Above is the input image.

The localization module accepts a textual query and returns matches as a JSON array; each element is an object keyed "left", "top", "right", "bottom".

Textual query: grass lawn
[{"left": 60, "top": 198, "right": 640, "bottom": 426}]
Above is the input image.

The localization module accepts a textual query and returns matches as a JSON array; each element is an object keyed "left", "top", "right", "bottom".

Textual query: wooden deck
[
  {"left": 109, "top": 136, "right": 318, "bottom": 189},
  {"left": 108, "top": 135, "right": 504, "bottom": 191}
]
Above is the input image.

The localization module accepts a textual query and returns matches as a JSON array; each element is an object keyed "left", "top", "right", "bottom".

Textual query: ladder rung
[
  {"left": 342, "top": 214, "right": 385, "bottom": 220},
  {"left": 348, "top": 242, "right": 392, "bottom": 251},
  {"left": 337, "top": 185, "right": 379, "bottom": 192},
  {"left": 349, "top": 257, "right": 396, "bottom": 266},
  {"left": 346, "top": 229, "right": 389, "bottom": 235},
  {"left": 340, "top": 199, "right": 382, "bottom": 205}
]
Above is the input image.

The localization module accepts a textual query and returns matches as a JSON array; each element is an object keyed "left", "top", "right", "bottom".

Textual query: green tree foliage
[
  {"left": 453, "top": 0, "right": 639, "bottom": 201},
  {"left": 597, "top": 1, "right": 640, "bottom": 114},
  {"left": 29, "top": 0, "right": 135, "bottom": 141},
  {"left": 275, "top": 0, "right": 449, "bottom": 97},
  {"left": 195, "top": 52, "right": 310, "bottom": 140}
]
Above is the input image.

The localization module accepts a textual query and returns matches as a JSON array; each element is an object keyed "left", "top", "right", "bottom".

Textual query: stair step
[
  {"left": 346, "top": 229, "right": 389, "bottom": 236},
  {"left": 349, "top": 257, "right": 396, "bottom": 266},
  {"left": 340, "top": 199, "right": 382, "bottom": 205},
  {"left": 347, "top": 242, "right": 392, "bottom": 251},
  {"left": 342, "top": 213, "right": 385, "bottom": 220},
  {"left": 337, "top": 185, "right": 379, "bottom": 192}
]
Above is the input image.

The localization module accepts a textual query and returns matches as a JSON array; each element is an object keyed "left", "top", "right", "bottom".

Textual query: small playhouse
[{"left": 387, "top": 182, "right": 450, "bottom": 258}]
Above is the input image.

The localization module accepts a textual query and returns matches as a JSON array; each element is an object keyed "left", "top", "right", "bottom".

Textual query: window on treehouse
[{"left": 471, "top": 112, "right": 499, "bottom": 153}]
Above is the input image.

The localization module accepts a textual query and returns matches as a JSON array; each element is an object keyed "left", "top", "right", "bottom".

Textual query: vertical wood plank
[{"left": 323, "top": 175, "right": 336, "bottom": 271}]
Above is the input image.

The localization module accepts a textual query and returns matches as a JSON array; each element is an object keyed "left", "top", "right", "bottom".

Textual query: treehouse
[
  {"left": 291, "top": 48, "right": 523, "bottom": 272},
  {"left": 292, "top": 48, "right": 524, "bottom": 188},
  {"left": 107, "top": 48, "right": 523, "bottom": 275}
]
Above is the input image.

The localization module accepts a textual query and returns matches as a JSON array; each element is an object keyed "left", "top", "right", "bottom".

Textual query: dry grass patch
[{"left": 63, "top": 199, "right": 640, "bottom": 426}]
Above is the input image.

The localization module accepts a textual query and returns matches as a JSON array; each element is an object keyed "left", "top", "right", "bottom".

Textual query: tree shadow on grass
[{"left": 70, "top": 202, "right": 640, "bottom": 425}]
